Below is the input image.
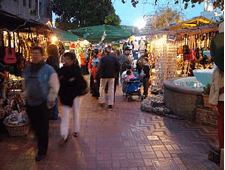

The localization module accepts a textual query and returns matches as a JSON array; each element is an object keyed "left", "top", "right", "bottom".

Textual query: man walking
[
  {"left": 98, "top": 46, "right": 120, "bottom": 108},
  {"left": 120, "top": 47, "right": 132, "bottom": 75},
  {"left": 22, "top": 46, "right": 60, "bottom": 161}
]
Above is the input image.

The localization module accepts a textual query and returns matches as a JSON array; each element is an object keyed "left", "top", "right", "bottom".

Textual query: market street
[{"left": 0, "top": 85, "right": 219, "bottom": 170}]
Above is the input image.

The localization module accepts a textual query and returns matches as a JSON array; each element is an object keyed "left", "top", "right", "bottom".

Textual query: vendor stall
[
  {"left": 146, "top": 16, "right": 218, "bottom": 88},
  {"left": 0, "top": 10, "right": 52, "bottom": 136}
]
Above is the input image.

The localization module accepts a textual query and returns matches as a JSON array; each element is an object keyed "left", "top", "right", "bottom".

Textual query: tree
[
  {"left": 144, "top": 7, "right": 185, "bottom": 31},
  {"left": 52, "top": 0, "right": 121, "bottom": 30},
  {"left": 122, "top": 0, "right": 224, "bottom": 10},
  {"left": 104, "top": 13, "right": 121, "bottom": 25}
]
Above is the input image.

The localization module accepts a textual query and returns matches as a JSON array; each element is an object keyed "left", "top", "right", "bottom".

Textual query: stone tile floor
[{"left": 0, "top": 86, "right": 220, "bottom": 170}]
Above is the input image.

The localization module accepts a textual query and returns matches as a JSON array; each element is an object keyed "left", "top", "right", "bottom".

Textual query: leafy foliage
[
  {"left": 203, "top": 83, "right": 211, "bottom": 95},
  {"left": 144, "top": 7, "right": 185, "bottom": 31},
  {"left": 122, "top": 0, "right": 224, "bottom": 10},
  {"left": 104, "top": 13, "right": 121, "bottom": 25},
  {"left": 52, "top": 0, "right": 121, "bottom": 30}
]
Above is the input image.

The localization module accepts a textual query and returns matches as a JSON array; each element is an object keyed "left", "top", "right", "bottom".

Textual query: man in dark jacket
[
  {"left": 120, "top": 46, "right": 132, "bottom": 75},
  {"left": 97, "top": 46, "right": 120, "bottom": 108}
]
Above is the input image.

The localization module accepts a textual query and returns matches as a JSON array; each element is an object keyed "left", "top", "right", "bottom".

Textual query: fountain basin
[{"left": 164, "top": 77, "right": 203, "bottom": 120}]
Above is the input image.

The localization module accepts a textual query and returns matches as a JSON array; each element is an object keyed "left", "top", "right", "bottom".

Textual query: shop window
[
  {"left": 23, "top": 0, "right": 26, "bottom": 6},
  {"left": 35, "top": 0, "right": 38, "bottom": 11},
  {"left": 39, "top": 2, "right": 42, "bottom": 14},
  {"left": 29, "top": 0, "right": 32, "bottom": 8}
]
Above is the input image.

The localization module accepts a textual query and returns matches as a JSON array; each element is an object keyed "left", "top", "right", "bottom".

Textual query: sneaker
[{"left": 108, "top": 105, "right": 113, "bottom": 109}]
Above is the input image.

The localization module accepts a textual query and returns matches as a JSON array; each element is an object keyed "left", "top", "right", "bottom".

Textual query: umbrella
[
  {"left": 210, "top": 32, "right": 224, "bottom": 71},
  {"left": 70, "top": 25, "right": 133, "bottom": 43}
]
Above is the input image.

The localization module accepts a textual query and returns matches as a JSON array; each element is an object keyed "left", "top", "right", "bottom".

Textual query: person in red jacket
[
  {"left": 88, "top": 49, "right": 100, "bottom": 98},
  {"left": 79, "top": 51, "right": 89, "bottom": 75}
]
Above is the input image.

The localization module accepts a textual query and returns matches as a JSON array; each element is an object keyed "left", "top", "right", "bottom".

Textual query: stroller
[{"left": 122, "top": 71, "right": 142, "bottom": 101}]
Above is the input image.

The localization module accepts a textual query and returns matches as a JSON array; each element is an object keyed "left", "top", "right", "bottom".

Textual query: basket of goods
[
  {"left": 3, "top": 96, "right": 29, "bottom": 136},
  {"left": 3, "top": 110, "right": 29, "bottom": 136}
]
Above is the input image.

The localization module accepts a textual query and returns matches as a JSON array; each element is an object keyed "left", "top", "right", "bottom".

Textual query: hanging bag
[{"left": 78, "top": 77, "right": 89, "bottom": 96}]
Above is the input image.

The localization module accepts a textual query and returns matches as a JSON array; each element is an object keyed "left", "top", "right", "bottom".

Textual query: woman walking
[
  {"left": 46, "top": 44, "right": 59, "bottom": 120},
  {"left": 58, "top": 52, "right": 87, "bottom": 142}
]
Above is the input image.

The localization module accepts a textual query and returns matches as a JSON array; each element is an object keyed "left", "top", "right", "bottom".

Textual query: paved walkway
[{"left": 0, "top": 86, "right": 219, "bottom": 170}]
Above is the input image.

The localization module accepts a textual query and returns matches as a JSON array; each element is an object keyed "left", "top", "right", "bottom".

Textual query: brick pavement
[{"left": 0, "top": 86, "right": 220, "bottom": 170}]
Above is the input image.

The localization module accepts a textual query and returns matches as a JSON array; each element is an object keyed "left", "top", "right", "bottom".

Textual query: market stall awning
[
  {"left": 146, "top": 16, "right": 218, "bottom": 36},
  {"left": 168, "top": 16, "right": 215, "bottom": 31},
  {"left": 0, "top": 10, "right": 51, "bottom": 34},
  {"left": 70, "top": 25, "right": 133, "bottom": 43},
  {"left": 53, "top": 29, "right": 79, "bottom": 42}
]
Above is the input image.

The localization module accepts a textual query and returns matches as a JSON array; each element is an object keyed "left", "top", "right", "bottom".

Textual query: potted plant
[
  {"left": 202, "top": 83, "right": 211, "bottom": 108},
  {"left": 29, "top": 9, "right": 37, "bottom": 16}
]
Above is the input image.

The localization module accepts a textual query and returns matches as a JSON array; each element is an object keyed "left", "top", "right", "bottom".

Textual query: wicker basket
[
  {"left": 4, "top": 122, "right": 30, "bottom": 136},
  {"left": 202, "top": 94, "right": 211, "bottom": 108}
]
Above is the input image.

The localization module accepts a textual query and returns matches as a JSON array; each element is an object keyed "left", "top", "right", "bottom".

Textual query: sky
[
  {"left": 112, "top": 0, "right": 205, "bottom": 26},
  {"left": 53, "top": 0, "right": 206, "bottom": 27}
]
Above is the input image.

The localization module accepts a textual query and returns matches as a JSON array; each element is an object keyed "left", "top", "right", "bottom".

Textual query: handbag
[{"left": 78, "top": 77, "right": 90, "bottom": 96}]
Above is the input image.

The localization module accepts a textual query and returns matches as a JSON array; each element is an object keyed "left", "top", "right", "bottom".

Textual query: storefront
[{"left": 0, "top": 10, "right": 52, "bottom": 135}]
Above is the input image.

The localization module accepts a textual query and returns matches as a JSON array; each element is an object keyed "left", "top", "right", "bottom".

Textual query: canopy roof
[
  {"left": 0, "top": 10, "right": 51, "bottom": 34},
  {"left": 147, "top": 16, "right": 218, "bottom": 36},
  {"left": 168, "top": 16, "right": 216, "bottom": 31},
  {"left": 70, "top": 25, "right": 133, "bottom": 43},
  {"left": 53, "top": 29, "right": 78, "bottom": 42}
]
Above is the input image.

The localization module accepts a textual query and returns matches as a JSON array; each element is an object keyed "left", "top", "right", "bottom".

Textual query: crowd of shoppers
[
  {"left": 21, "top": 42, "right": 153, "bottom": 162},
  {"left": 20, "top": 34, "right": 224, "bottom": 166}
]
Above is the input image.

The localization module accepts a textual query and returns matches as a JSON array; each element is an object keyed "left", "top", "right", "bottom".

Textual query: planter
[{"left": 202, "top": 94, "right": 211, "bottom": 108}]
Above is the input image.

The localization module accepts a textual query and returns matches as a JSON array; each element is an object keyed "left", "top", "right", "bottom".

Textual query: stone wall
[{"left": 196, "top": 106, "right": 217, "bottom": 128}]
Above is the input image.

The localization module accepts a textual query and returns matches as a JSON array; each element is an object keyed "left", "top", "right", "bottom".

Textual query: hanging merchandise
[
  {"left": 78, "top": 48, "right": 82, "bottom": 54},
  {"left": 4, "top": 32, "right": 17, "bottom": 65},
  {"left": 182, "top": 35, "right": 190, "bottom": 54},
  {"left": 71, "top": 43, "right": 76, "bottom": 49},
  {"left": 15, "top": 32, "right": 25, "bottom": 77}
]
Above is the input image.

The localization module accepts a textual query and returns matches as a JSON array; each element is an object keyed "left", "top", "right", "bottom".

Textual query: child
[
  {"left": 88, "top": 49, "right": 100, "bottom": 98},
  {"left": 125, "top": 69, "right": 136, "bottom": 82},
  {"left": 141, "top": 57, "right": 150, "bottom": 98}
]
